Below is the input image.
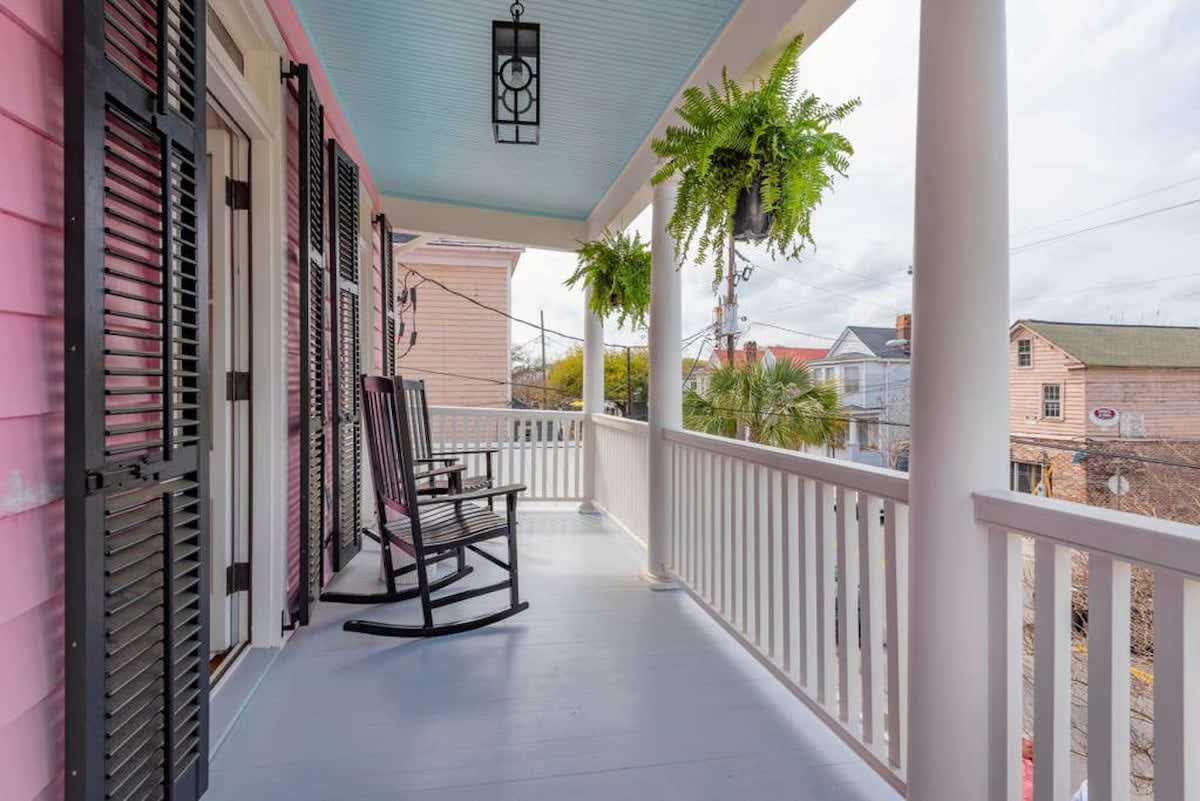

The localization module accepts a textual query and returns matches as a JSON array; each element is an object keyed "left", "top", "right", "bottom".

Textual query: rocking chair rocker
[{"left": 341, "top": 375, "right": 529, "bottom": 637}]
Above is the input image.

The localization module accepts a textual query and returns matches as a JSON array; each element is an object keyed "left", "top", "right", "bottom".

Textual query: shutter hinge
[
  {"left": 225, "top": 177, "right": 251, "bottom": 210},
  {"left": 226, "top": 562, "right": 251, "bottom": 594},
  {"left": 226, "top": 370, "right": 252, "bottom": 402}
]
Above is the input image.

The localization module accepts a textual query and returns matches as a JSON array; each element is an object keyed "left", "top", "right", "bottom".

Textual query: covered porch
[{"left": 204, "top": 508, "right": 895, "bottom": 801}]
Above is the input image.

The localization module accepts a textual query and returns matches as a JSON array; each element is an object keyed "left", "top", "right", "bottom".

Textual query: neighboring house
[
  {"left": 806, "top": 316, "right": 913, "bottom": 468},
  {"left": 691, "top": 341, "right": 828, "bottom": 395},
  {"left": 394, "top": 237, "right": 523, "bottom": 407},
  {"left": 1008, "top": 320, "right": 1200, "bottom": 523}
]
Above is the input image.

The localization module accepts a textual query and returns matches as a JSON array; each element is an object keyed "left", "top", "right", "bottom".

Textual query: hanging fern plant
[
  {"left": 650, "top": 35, "right": 860, "bottom": 278},
  {"left": 564, "top": 228, "right": 652, "bottom": 329}
]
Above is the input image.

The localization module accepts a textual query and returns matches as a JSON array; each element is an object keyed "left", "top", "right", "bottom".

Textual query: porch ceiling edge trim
[
  {"left": 379, "top": 195, "right": 588, "bottom": 253},
  {"left": 585, "top": 0, "right": 856, "bottom": 239},
  {"left": 264, "top": 0, "right": 383, "bottom": 207}
]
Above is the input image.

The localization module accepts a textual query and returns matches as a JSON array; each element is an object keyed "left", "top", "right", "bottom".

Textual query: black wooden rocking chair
[
  {"left": 402, "top": 378, "right": 497, "bottom": 503},
  {"left": 341, "top": 375, "right": 529, "bottom": 637}
]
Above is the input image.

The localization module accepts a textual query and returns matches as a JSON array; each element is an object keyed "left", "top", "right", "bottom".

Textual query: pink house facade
[{"left": 3, "top": 3, "right": 1199, "bottom": 801}]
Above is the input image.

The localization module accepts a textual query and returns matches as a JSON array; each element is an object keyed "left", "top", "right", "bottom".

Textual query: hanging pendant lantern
[{"left": 493, "top": 1, "right": 540, "bottom": 145}]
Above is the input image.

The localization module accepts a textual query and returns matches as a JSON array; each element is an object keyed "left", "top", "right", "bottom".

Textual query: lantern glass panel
[{"left": 493, "top": 20, "right": 540, "bottom": 144}]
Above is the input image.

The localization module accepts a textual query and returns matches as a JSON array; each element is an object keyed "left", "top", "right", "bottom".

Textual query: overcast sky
[{"left": 510, "top": 0, "right": 1200, "bottom": 363}]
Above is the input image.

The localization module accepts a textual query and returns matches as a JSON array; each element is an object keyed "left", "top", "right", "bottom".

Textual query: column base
[
  {"left": 640, "top": 569, "right": 679, "bottom": 591},
  {"left": 577, "top": 500, "right": 602, "bottom": 514}
]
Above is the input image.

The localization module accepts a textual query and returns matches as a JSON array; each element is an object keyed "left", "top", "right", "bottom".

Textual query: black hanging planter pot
[{"left": 733, "top": 176, "right": 773, "bottom": 242}]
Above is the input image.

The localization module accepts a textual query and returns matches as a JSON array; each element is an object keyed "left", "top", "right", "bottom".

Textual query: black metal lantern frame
[{"left": 493, "top": 1, "right": 540, "bottom": 145}]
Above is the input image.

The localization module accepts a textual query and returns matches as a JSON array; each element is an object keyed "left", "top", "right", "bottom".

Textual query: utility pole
[
  {"left": 625, "top": 346, "right": 633, "bottom": 418},
  {"left": 724, "top": 234, "right": 737, "bottom": 365},
  {"left": 540, "top": 310, "right": 548, "bottom": 409}
]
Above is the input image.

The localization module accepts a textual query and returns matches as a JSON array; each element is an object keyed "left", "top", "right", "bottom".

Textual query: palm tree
[{"left": 684, "top": 356, "right": 843, "bottom": 449}]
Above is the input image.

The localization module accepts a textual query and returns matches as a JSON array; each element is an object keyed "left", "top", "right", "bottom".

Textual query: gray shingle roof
[
  {"left": 1018, "top": 320, "right": 1200, "bottom": 368},
  {"left": 845, "top": 326, "right": 910, "bottom": 360}
]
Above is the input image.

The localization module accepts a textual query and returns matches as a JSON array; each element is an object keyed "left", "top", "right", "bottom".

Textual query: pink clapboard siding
[{"left": 0, "top": 2, "right": 65, "bottom": 801}]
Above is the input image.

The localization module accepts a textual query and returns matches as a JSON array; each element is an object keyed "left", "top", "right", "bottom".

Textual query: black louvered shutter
[
  {"left": 296, "top": 65, "right": 326, "bottom": 624},
  {"left": 64, "top": 1, "right": 210, "bottom": 800},
  {"left": 328, "top": 141, "right": 363, "bottom": 571},
  {"left": 378, "top": 214, "right": 397, "bottom": 376}
]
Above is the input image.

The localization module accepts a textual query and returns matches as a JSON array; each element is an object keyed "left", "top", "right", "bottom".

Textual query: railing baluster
[
  {"left": 801, "top": 478, "right": 816, "bottom": 689},
  {"left": 884, "top": 500, "right": 907, "bottom": 770},
  {"left": 718, "top": 455, "right": 727, "bottom": 617},
  {"left": 987, "top": 526, "right": 1022, "bottom": 801},
  {"left": 780, "top": 472, "right": 792, "bottom": 675},
  {"left": 1087, "top": 555, "right": 1131, "bottom": 801},
  {"left": 815, "top": 481, "right": 835, "bottom": 706},
  {"left": 1033, "top": 540, "right": 1072, "bottom": 801},
  {"left": 837, "top": 487, "right": 861, "bottom": 728},
  {"left": 860, "top": 493, "right": 884, "bottom": 749},
  {"left": 766, "top": 468, "right": 778, "bottom": 661},
  {"left": 1153, "top": 571, "right": 1200, "bottom": 801},
  {"left": 741, "top": 459, "right": 750, "bottom": 634},
  {"left": 753, "top": 463, "right": 763, "bottom": 648}
]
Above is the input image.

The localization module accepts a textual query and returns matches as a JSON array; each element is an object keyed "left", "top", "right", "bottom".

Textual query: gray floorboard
[{"left": 206, "top": 508, "right": 898, "bottom": 801}]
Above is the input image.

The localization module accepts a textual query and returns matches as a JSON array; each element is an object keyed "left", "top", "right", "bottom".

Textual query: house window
[
  {"left": 856, "top": 419, "right": 879, "bottom": 449},
  {"left": 1017, "top": 339, "right": 1032, "bottom": 367},
  {"left": 843, "top": 366, "right": 862, "bottom": 394},
  {"left": 1042, "top": 384, "right": 1062, "bottom": 418},
  {"left": 1011, "top": 461, "right": 1044, "bottom": 494}
]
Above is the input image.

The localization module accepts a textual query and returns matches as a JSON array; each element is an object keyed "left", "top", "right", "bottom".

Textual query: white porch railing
[
  {"left": 592, "top": 414, "right": 649, "bottom": 544},
  {"left": 427, "top": 406, "right": 584, "bottom": 502},
  {"left": 975, "top": 490, "right": 1200, "bottom": 801},
  {"left": 661, "top": 428, "right": 912, "bottom": 794}
]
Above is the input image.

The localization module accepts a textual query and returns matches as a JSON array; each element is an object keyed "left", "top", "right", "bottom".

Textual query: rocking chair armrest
[
  {"left": 413, "top": 463, "right": 467, "bottom": 481},
  {"left": 429, "top": 448, "right": 500, "bottom": 457},
  {"left": 417, "top": 483, "right": 526, "bottom": 505}
]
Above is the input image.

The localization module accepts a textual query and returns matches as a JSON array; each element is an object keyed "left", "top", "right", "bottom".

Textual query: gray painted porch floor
[{"left": 206, "top": 508, "right": 899, "bottom": 801}]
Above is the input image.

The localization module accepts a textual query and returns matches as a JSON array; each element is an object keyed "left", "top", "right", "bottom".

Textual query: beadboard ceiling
[{"left": 290, "top": 0, "right": 744, "bottom": 220}]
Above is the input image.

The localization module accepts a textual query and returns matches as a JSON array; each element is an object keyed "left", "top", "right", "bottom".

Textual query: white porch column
[
  {"left": 579, "top": 288, "right": 604, "bottom": 513},
  {"left": 907, "top": 0, "right": 1009, "bottom": 798},
  {"left": 646, "top": 178, "right": 682, "bottom": 583}
]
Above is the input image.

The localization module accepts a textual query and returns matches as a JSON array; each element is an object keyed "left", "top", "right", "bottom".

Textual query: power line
[
  {"left": 1012, "top": 174, "right": 1200, "bottom": 237},
  {"left": 749, "top": 321, "right": 840, "bottom": 341},
  {"left": 1009, "top": 197, "right": 1200, "bottom": 254},
  {"left": 400, "top": 365, "right": 580, "bottom": 399}
]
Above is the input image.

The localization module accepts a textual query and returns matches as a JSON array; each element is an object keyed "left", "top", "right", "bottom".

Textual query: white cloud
[{"left": 512, "top": 0, "right": 1200, "bottom": 360}]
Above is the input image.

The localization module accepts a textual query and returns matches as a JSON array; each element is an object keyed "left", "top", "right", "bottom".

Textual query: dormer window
[{"left": 1017, "top": 339, "right": 1032, "bottom": 367}]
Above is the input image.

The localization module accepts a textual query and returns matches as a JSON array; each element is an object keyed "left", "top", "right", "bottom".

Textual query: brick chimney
[
  {"left": 744, "top": 340, "right": 758, "bottom": 365},
  {"left": 895, "top": 314, "right": 912, "bottom": 351}
]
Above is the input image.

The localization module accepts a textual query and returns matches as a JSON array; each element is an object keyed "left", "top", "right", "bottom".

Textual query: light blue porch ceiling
[{"left": 290, "top": 0, "right": 744, "bottom": 221}]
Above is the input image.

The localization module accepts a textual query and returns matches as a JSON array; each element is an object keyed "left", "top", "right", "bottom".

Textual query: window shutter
[
  {"left": 296, "top": 65, "right": 326, "bottom": 625},
  {"left": 328, "top": 141, "right": 363, "bottom": 571},
  {"left": 378, "top": 214, "right": 397, "bottom": 376},
  {"left": 65, "top": 2, "right": 210, "bottom": 800}
]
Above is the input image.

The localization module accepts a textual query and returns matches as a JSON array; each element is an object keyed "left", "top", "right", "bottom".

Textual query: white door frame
[{"left": 206, "top": 2, "right": 290, "bottom": 650}]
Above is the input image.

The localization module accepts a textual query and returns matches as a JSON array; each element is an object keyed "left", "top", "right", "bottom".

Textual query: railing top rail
[
  {"left": 592, "top": 413, "right": 649, "bottom": 434},
  {"left": 974, "top": 489, "right": 1200, "bottom": 579},
  {"left": 428, "top": 405, "right": 584, "bottom": 420},
  {"left": 664, "top": 427, "right": 909, "bottom": 503}
]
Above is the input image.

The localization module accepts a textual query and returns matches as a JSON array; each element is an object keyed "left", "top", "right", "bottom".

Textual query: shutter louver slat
[
  {"left": 328, "top": 141, "right": 363, "bottom": 573},
  {"left": 295, "top": 65, "right": 326, "bottom": 625},
  {"left": 67, "top": 1, "right": 209, "bottom": 800}
]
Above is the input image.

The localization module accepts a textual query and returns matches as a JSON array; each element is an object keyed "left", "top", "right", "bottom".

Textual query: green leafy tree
[
  {"left": 650, "top": 34, "right": 860, "bottom": 277},
  {"left": 683, "top": 357, "right": 843, "bottom": 448},
  {"left": 546, "top": 347, "right": 650, "bottom": 405}
]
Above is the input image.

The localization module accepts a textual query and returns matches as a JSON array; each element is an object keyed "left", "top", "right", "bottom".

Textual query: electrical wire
[
  {"left": 1012, "top": 174, "right": 1200, "bottom": 238},
  {"left": 748, "top": 321, "right": 840, "bottom": 341},
  {"left": 1009, "top": 197, "right": 1200, "bottom": 254}
]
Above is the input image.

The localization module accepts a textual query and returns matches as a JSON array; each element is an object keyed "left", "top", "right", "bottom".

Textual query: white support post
[
  {"left": 579, "top": 288, "right": 604, "bottom": 513},
  {"left": 907, "top": 0, "right": 1010, "bottom": 798},
  {"left": 645, "top": 177, "right": 682, "bottom": 585}
]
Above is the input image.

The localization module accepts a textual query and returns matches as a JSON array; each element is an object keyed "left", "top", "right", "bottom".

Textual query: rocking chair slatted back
[
  {"left": 402, "top": 378, "right": 434, "bottom": 460},
  {"left": 361, "top": 375, "right": 421, "bottom": 528}
]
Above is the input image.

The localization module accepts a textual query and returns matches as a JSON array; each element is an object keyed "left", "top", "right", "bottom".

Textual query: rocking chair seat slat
[{"left": 381, "top": 502, "right": 507, "bottom": 553}]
